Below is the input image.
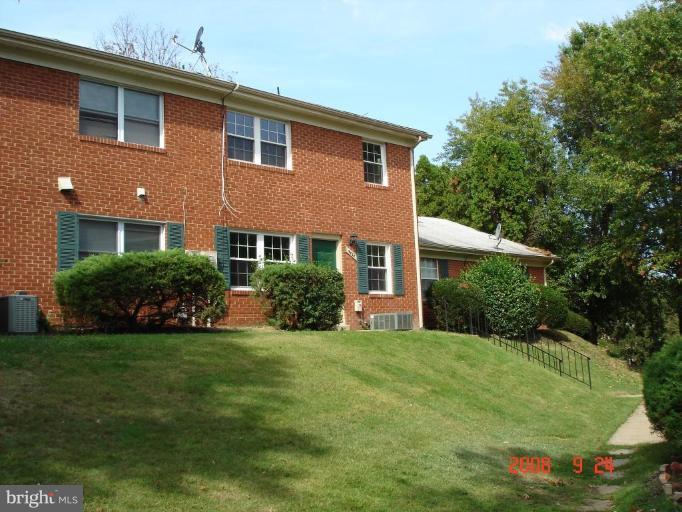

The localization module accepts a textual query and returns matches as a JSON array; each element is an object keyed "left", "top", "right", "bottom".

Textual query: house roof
[
  {"left": 0, "top": 28, "right": 431, "bottom": 147},
  {"left": 418, "top": 216, "right": 556, "bottom": 262}
]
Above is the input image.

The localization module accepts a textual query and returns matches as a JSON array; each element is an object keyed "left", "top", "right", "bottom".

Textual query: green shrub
[
  {"left": 461, "top": 255, "right": 538, "bottom": 339},
  {"left": 55, "top": 250, "right": 226, "bottom": 330},
  {"left": 564, "top": 311, "right": 592, "bottom": 339},
  {"left": 535, "top": 285, "right": 569, "bottom": 328},
  {"left": 429, "top": 278, "right": 484, "bottom": 332},
  {"left": 251, "top": 263, "right": 344, "bottom": 330},
  {"left": 643, "top": 336, "right": 682, "bottom": 443}
]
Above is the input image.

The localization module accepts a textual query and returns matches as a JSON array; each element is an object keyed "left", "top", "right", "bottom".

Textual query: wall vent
[
  {"left": 369, "top": 312, "right": 413, "bottom": 331},
  {"left": 0, "top": 295, "right": 38, "bottom": 334}
]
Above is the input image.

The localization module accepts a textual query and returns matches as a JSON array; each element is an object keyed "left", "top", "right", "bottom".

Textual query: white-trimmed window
[
  {"left": 79, "top": 79, "right": 163, "bottom": 147},
  {"left": 363, "top": 141, "right": 387, "bottom": 185},
  {"left": 230, "top": 231, "right": 294, "bottom": 288},
  {"left": 420, "top": 258, "right": 439, "bottom": 299},
  {"left": 367, "top": 243, "right": 392, "bottom": 293},
  {"left": 78, "top": 218, "right": 164, "bottom": 259},
  {"left": 227, "top": 111, "right": 291, "bottom": 169}
]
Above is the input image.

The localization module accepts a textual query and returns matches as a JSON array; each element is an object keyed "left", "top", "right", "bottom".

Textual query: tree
[
  {"left": 542, "top": 0, "right": 682, "bottom": 333},
  {"left": 432, "top": 81, "right": 566, "bottom": 245},
  {"left": 96, "top": 15, "right": 222, "bottom": 77}
]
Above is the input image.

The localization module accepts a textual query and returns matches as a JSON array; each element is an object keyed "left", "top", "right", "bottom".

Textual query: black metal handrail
[{"left": 434, "top": 302, "right": 592, "bottom": 388}]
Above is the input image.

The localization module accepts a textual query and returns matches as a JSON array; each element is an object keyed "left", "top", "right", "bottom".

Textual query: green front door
[{"left": 311, "top": 239, "right": 337, "bottom": 269}]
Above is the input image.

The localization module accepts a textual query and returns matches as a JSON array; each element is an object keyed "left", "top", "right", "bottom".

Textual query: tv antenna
[{"left": 171, "top": 26, "right": 213, "bottom": 76}]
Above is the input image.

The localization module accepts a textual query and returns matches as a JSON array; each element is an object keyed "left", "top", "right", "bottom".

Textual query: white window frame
[
  {"left": 362, "top": 140, "right": 388, "bottom": 186},
  {"left": 367, "top": 243, "right": 392, "bottom": 294},
  {"left": 420, "top": 257, "right": 439, "bottom": 299},
  {"left": 229, "top": 231, "right": 296, "bottom": 291},
  {"left": 80, "top": 78, "right": 164, "bottom": 148},
  {"left": 78, "top": 215, "right": 166, "bottom": 257},
  {"left": 227, "top": 111, "right": 292, "bottom": 170}
]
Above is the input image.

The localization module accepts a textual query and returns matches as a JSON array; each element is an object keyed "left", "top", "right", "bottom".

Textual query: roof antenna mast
[
  {"left": 493, "top": 223, "right": 502, "bottom": 248},
  {"left": 171, "top": 26, "right": 213, "bottom": 76}
]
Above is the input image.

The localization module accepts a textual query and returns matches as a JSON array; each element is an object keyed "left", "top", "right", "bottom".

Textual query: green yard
[{"left": 0, "top": 329, "right": 642, "bottom": 511}]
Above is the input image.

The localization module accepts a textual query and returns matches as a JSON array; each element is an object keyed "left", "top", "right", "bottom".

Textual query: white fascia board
[{"left": 0, "top": 29, "right": 429, "bottom": 147}]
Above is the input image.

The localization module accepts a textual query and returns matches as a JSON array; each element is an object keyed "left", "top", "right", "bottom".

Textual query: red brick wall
[
  {"left": 0, "top": 59, "right": 419, "bottom": 329},
  {"left": 528, "top": 266, "right": 545, "bottom": 285}
]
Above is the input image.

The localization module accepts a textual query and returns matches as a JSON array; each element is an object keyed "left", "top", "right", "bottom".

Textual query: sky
[{"left": 1, "top": 0, "right": 644, "bottom": 159}]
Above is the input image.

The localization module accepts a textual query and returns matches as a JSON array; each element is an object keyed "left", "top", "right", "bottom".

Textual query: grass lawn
[{"left": 0, "top": 329, "right": 641, "bottom": 511}]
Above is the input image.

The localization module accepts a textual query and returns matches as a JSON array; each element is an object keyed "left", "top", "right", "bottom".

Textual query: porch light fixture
[{"left": 349, "top": 233, "right": 359, "bottom": 247}]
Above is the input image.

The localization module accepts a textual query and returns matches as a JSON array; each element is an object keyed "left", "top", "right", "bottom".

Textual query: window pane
[
  {"left": 369, "top": 268, "right": 387, "bottom": 292},
  {"left": 230, "top": 259, "right": 257, "bottom": 287},
  {"left": 80, "top": 113, "right": 117, "bottom": 139},
  {"left": 367, "top": 245, "right": 386, "bottom": 268},
  {"left": 124, "top": 89, "right": 159, "bottom": 121},
  {"left": 261, "top": 142, "right": 286, "bottom": 167},
  {"left": 363, "top": 142, "right": 384, "bottom": 184},
  {"left": 79, "top": 219, "right": 117, "bottom": 258},
  {"left": 364, "top": 162, "right": 383, "bottom": 184},
  {"left": 261, "top": 119, "right": 286, "bottom": 144},
  {"left": 124, "top": 119, "right": 160, "bottom": 146},
  {"left": 264, "top": 235, "right": 290, "bottom": 261},
  {"left": 80, "top": 81, "right": 117, "bottom": 114},
  {"left": 230, "top": 232, "right": 257, "bottom": 260},
  {"left": 227, "top": 112, "right": 254, "bottom": 138},
  {"left": 124, "top": 223, "right": 160, "bottom": 252},
  {"left": 421, "top": 278, "right": 437, "bottom": 299},
  {"left": 420, "top": 258, "right": 438, "bottom": 280},
  {"left": 228, "top": 137, "right": 254, "bottom": 162}
]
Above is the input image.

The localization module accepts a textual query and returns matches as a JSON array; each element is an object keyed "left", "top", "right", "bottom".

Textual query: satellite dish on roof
[
  {"left": 494, "top": 223, "right": 502, "bottom": 248},
  {"left": 193, "top": 26, "right": 205, "bottom": 55}
]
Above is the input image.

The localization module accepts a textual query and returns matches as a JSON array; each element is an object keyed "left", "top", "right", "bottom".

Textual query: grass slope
[{"left": 0, "top": 329, "right": 640, "bottom": 511}]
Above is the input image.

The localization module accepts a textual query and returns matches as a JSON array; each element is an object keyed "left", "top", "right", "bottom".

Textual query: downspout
[{"left": 409, "top": 138, "right": 424, "bottom": 328}]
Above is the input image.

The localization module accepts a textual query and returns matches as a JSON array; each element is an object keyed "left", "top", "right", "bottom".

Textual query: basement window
[
  {"left": 229, "top": 231, "right": 295, "bottom": 289},
  {"left": 79, "top": 79, "right": 163, "bottom": 147},
  {"left": 78, "top": 218, "right": 163, "bottom": 259},
  {"left": 227, "top": 111, "right": 291, "bottom": 169}
]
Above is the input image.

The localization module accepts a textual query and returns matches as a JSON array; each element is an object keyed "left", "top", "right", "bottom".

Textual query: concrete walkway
[
  {"left": 608, "top": 403, "right": 665, "bottom": 446},
  {"left": 579, "top": 403, "right": 664, "bottom": 511}
]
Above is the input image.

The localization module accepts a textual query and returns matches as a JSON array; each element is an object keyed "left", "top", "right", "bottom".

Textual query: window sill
[
  {"left": 368, "top": 292, "right": 395, "bottom": 298},
  {"left": 227, "top": 159, "right": 293, "bottom": 175},
  {"left": 79, "top": 135, "right": 167, "bottom": 154},
  {"left": 229, "top": 288, "right": 254, "bottom": 296},
  {"left": 364, "top": 182, "right": 390, "bottom": 190}
]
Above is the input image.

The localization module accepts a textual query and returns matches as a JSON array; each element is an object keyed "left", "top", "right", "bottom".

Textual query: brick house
[
  {"left": 0, "top": 28, "right": 432, "bottom": 329},
  {"left": 417, "top": 216, "right": 556, "bottom": 327}
]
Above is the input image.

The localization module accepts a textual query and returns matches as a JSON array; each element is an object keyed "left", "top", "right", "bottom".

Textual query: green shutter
[
  {"left": 214, "top": 226, "right": 230, "bottom": 289},
  {"left": 357, "top": 240, "right": 368, "bottom": 294},
  {"left": 57, "top": 211, "right": 78, "bottom": 271},
  {"left": 392, "top": 244, "right": 404, "bottom": 296},
  {"left": 297, "top": 235, "right": 309, "bottom": 263},
  {"left": 438, "top": 259, "right": 449, "bottom": 279},
  {"left": 167, "top": 223, "right": 184, "bottom": 250}
]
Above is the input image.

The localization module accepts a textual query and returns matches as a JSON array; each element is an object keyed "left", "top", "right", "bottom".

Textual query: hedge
[
  {"left": 535, "top": 285, "right": 569, "bottom": 328},
  {"left": 55, "top": 250, "right": 226, "bottom": 330},
  {"left": 251, "top": 263, "right": 344, "bottom": 330},
  {"left": 429, "top": 278, "right": 484, "bottom": 332},
  {"left": 461, "top": 256, "right": 538, "bottom": 339},
  {"left": 643, "top": 336, "right": 682, "bottom": 443},
  {"left": 564, "top": 311, "right": 592, "bottom": 339}
]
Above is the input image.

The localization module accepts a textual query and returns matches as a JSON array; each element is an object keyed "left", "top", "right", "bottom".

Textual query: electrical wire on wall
[
  {"left": 181, "top": 186, "right": 188, "bottom": 228},
  {"left": 219, "top": 83, "right": 241, "bottom": 217}
]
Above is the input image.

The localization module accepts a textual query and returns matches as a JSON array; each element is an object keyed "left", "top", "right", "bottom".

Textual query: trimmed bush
[
  {"left": 55, "top": 250, "right": 226, "bottom": 330},
  {"left": 461, "top": 255, "right": 538, "bottom": 339},
  {"left": 535, "top": 285, "right": 569, "bottom": 328},
  {"left": 564, "top": 311, "right": 592, "bottom": 339},
  {"left": 429, "top": 278, "right": 484, "bottom": 332},
  {"left": 643, "top": 336, "right": 682, "bottom": 443},
  {"left": 251, "top": 263, "right": 344, "bottom": 330}
]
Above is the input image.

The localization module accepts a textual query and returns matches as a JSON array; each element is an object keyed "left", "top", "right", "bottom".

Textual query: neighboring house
[
  {"left": 417, "top": 216, "right": 556, "bottom": 327},
  {"left": 0, "top": 28, "right": 430, "bottom": 330}
]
